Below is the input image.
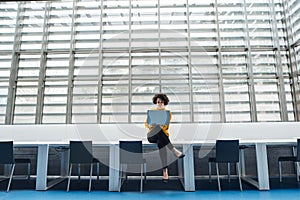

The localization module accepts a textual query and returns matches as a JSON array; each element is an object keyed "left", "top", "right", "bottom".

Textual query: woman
[{"left": 145, "top": 93, "right": 185, "bottom": 183}]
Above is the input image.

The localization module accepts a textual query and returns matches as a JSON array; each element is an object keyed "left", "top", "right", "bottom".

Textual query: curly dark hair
[{"left": 152, "top": 93, "right": 169, "bottom": 105}]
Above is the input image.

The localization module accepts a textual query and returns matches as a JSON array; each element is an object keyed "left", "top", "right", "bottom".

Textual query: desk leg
[
  {"left": 61, "top": 150, "right": 69, "bottom": 176},
  {"left": 240, "top": 149, "right": 246, "bottom": 177},
  {"left": 36, "top": 144, "right": 49, "bottom": 191},
  {"left": 255, "top": 143, "right": 270, "bottom": 190},
  {"left": 181, "top": 144, "right": 195, "bottom": 191},
  {"left": 109, "top": 144, "right": 119, "bottom": 191}
]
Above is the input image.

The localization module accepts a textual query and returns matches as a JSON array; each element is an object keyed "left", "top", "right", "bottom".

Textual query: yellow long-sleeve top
[{"left": 144, "top": 108, "right": 172, "bottom": 137}]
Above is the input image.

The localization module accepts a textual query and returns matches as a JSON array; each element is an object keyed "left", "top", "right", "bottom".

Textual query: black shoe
[
  {"left": 162, "top": 178, "right": 169, "bottom": 183},
  {"left": 178, "top": 153, "right": 185, "bottom": 158}
]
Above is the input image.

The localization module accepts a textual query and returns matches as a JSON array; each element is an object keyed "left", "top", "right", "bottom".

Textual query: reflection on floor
[{"left": 0, "top": 178, "right": 299, "bottom": 200}]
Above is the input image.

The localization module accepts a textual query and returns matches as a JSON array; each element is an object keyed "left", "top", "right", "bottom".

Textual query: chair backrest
[
  {"left": 69, "top": 141, "right": 94, "bottom": 164},
  {"left": 215, "top": 139, "right": 239, "bottom": 163},
  {"left": 297, "top": 139, "right": 300, "bottom": 161},
  {"left": 0, "top": 141, "right": 14, "bottom": 164},
  {"left": 119, "top": 140, "right": 144, "bottom": 164}
]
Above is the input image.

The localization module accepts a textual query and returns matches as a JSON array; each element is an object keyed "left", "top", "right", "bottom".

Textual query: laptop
[{"left": 147, "top": 110, "right": 170, "bottom": 125}]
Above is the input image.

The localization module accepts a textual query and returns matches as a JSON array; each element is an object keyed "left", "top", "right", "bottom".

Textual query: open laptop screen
[{"left": 147, "top": 110, "right": 170, "bottom": 125}]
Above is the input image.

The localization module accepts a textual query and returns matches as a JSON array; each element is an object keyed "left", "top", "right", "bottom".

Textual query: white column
[
  {"left": 36, "top": 144, "right": 49, "bottom": 190},
  {"left": 255, "top": 143, "right": 270, "bottom": 190},
  {"left": 109, "top": 144, "right": 120, "bottom": 191},
  {"left": 182, "top": 144, "right": 195, "bottom": 191}
]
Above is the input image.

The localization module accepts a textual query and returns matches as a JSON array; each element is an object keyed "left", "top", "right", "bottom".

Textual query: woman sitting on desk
[{"left": 145, "top": 93, "right": 185, "bottom": 183}]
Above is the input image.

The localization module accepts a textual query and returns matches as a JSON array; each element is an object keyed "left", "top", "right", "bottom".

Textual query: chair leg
[
  {"left": 227, "top": 163, "right": 231, "bottom": 183},
  {"left": 67, "top": 164, "right": 73, "bottom": 192},
  {"left": 78, "top": 163, "right": 81, "bottom": 180},
  {"left": 125, "top": 164, "right": 128, "bottom": 181},
  {"left": 216, "top": 163, "right": 221, "bottom": 191},
  {"left": 209, "top": 162, "right": 212, "bottom": 182},
  {"left": 7, "top": 164, "right": 15, "bottom": 192},
  {"left": 143, "top": 163, "right": 147, "bottom": 184},
  {"left": 96, "top": 162, "right": 100, "bottom": 181},
  {"left": 295, "top": 161, "right": 299, "bottom": 182},
  {"left": 140, "top": 164, "right": 143, "bottom": 192},
  {"left": 27, "top": 162, "right": 31, "bottom": 180},
  {"left": 118, "top": 164, "right": 123, "bottom": 192},
  {"left": 237, "top": 162, "right": 243, "bottom": 191},
  {"left": 89, "top": 164, "right": 93, "bottom": 192},
  {"left": 279, "top": 161, "right": 282, "bottom": 182}
]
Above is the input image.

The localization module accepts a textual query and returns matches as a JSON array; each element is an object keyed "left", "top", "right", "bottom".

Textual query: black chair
[
  {"left": 67, "top": 141, "right": 100, "bottom": 192},
  {"left": 119, "top": 140, "right": 146, "bottom": 192},
  {"left": 0, "top": 141, "right": 31, "bottom": 192},
  {"left": 278, "top": 139, "right": 300, "bottom": 182},
  {"left": 208, "top": 140, "right": 242, "bottom": 191}
]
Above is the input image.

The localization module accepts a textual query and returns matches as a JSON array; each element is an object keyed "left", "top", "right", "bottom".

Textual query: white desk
[
  {"left": 177, "top": 122, "right": 299, "bottom": 191},
  {"left": 0, "top": 122, "right": 299, "bottom": 191}
]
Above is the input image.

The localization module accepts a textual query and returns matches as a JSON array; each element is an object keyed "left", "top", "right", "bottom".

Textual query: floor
[
  {"left": 0, "top": 178, "right": 300, "bottom": 200},
  {"left": 1, "top": 189, "right": 300, "bottom": 200}
]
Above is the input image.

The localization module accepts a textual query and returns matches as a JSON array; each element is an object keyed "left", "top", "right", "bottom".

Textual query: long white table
[{"left": 0, "top": 122, "right": 299, "bottom": 191}]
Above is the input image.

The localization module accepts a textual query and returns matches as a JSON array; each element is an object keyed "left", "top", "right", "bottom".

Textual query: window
[{"left": 0, "top": 0, "right": 299, "bottom": 124}]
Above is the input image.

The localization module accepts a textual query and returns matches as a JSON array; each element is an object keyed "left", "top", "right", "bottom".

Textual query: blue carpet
[
  {"left": 0, "top": 189, "right": 300, "bottom": 200},
  {"left": 0, "top": 178, "right": 300, "bottom": 200}
]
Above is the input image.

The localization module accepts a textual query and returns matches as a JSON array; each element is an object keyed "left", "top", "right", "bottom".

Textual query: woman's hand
[{"left": 150, "top": 124, "right": 157, "bottom": 128}]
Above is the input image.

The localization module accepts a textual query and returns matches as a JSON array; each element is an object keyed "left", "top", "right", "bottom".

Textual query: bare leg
[
  {"left": 163, "top": 168, "right": 168, "bottom": 182},
  {"left": 172, "top": 147, "right": 185, "bottom": 158}
]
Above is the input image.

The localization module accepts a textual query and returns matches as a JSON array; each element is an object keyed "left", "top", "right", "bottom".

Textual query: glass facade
[{"left": 0, "top": 0, "right": 299, "bottom": 124}]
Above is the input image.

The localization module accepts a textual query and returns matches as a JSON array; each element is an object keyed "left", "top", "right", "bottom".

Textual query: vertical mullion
[
  {"left": 243, "top": 0, "right": 257, "bottom": 122},
  {"left": 158, "top": 0, "right": 162, "bottom": 93},
  {"left": 128, "top": 0, "right": 132, "bottom": 123},
  {"left": 66, "top": 0, "right": 77, "bottom": 124},
  {"left": 5, "top": 2, "right": 24, "bottom": 125},
  {"left": 214, "top": 0, "right": 225, "bottom": 122},
  {"left": 269, "top": 0, "right": 288, "bottom": 121},
  {"left": 186, "top": 0, "right": 194, "bottom": 122},
  {"left": 282, "top": 0, "right": 299, "bottom": 121},
  {"left": 36, "top": 1, "right": 50, "bottom": 124},
  {"left": 98, "top": 0, "right": 104, "bottom": 123}
]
